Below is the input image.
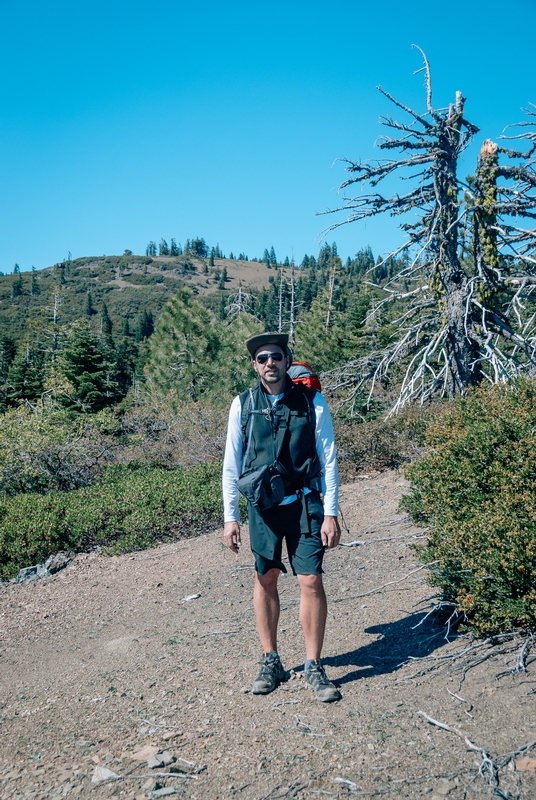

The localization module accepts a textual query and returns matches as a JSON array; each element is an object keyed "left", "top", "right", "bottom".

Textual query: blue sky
[{"left": 0, "top": 0, "right": 534, "bottom": 272}]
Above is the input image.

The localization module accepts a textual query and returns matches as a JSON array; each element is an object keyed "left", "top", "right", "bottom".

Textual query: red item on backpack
[{"left": 287, "top": 362, "right": 322, "bottom": 392}]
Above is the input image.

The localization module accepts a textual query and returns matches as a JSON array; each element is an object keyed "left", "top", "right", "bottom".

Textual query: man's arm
[
  {"left": 222, "top": 396, "right": 243, "bottom": 551},
  {"left": 314, "top": 394, "right": 340, "bottom": 549}
]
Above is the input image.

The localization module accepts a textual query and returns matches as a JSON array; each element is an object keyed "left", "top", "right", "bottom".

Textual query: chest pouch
[{"left": 236, "top": 465, "right": 285, "bottom": 511}]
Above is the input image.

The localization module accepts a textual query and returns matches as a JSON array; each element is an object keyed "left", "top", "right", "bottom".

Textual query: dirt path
[{"left": 1, "top": 471, "right": 535, "bottom": 800}]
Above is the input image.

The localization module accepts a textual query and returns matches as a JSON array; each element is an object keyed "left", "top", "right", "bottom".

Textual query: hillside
[{"left": 0, "top": 254, "right": 273, "bottom": 344}]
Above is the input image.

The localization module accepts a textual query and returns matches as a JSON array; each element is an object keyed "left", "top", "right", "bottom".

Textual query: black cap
[{"left": 245, "top": 332, "right": 289, "bottom": 358}]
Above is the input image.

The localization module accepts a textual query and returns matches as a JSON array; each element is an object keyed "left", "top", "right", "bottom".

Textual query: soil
[{"left": 1, "top": 471, "right": 535, "bottom": 800}]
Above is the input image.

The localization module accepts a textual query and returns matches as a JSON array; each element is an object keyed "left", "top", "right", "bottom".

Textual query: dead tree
[{"left": 320, "top": 48, "right": 536, "bottom": 413}]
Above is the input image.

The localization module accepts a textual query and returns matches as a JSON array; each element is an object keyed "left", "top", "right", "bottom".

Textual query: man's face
[{"left": 252, "top": 344, "right": 290, "bottom": 389}]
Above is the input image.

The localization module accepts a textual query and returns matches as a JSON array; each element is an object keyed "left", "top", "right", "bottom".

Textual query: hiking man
[{"left": 222, "top": 332, "right": 341, "bottom": 702}]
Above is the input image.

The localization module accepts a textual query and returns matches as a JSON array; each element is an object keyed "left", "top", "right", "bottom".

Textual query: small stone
[
  {"left": 131, "top": 745, "right": 160, "bottom": 761},
  {"left": 150, "top": 788, "right": 177, "bottom": 798},
  {"left": 516, "top": 757, "right": 536, "bottom": 772},
  {"left": 45, "top": 551, "right": 72, "bottom": 574},
  {"left": 147, "top": 755, "right": 164, "bottom": 769},
  {"left": 91, "top": 766, "right": 120, "bottom": 784},
  {"left": 434, "top": 779, "right": 457, "bottom": 796},
  {"left": 162, "top": 730, "right": 182, "bottom": 742},
  {"left": 141, "top": 778, "right": 155, "bottom": 791},
  {"left": 159, "top": 751, "right": 175, "bottom": 766}
]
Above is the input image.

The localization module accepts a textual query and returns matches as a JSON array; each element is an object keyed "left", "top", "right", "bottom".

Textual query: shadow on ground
[{"left": 295, "top": 611, "right": 452, "bottom": 685}]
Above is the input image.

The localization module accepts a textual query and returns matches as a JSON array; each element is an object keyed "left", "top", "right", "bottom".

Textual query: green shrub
[
  {"left": 401, "top": 379, "right": 536, "bottom": 633},
  {"left": 0, "top": 461, "right": 222, "bottom": 580},
  {"left": 334, "top": 403, "right": 436, "bottom": 480},
  {"left": 0, "top": 405, "right": 122, "bottom": 496}
]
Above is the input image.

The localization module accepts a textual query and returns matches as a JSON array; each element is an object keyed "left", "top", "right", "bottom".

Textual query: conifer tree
[
  {"left": 218, "top": 267, "right": 228, "bottom": 289},
  {"left": 59, "top": 320, "right": 120, "bottom": 411},
  {"left": 100, "top": 302, "right": 113, "bottom": 341},
  {"left": 31, "top": 266, "right": 40, "bottom": 296},
  {"left": 144, "top": 288, "right": 220, "bottom": 402},
  {"left": 11, "top": 264, "right": 23, "bottom": 298},
  {"left": 159, "top": 239, "right": 169, "bottom": 256},
  {"left": 6, "top": 341, "right": 45, "bottom": 404},
  {"left": 135, "top": 310, "right": 154, "bottom": 342},
  {"left": 85, "top": 291, "right": 95, "bottom": 317}
]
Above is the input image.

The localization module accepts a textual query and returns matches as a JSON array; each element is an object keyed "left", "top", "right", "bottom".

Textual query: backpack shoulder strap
[
  {"left": 299, "top": 385, "right": 317, "bottom": 433},
  {"left": 239, "top": 386, "right": 258, "bottom": 461}
]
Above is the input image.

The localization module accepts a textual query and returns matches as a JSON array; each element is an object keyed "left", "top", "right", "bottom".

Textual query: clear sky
[{"left": 0, "top": 0, "right": 534, "bottom": 272}]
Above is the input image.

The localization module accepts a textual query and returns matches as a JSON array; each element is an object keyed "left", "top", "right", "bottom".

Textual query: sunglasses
[{"left": 256, "top": 352, "right": 284, "bottom": 364}]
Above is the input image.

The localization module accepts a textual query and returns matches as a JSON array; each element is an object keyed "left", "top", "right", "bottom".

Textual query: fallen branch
[
  {"left": 418, "top": 711, "right": 499, "bottom": 788},
  {"left": 141, "top": 719, "right": 183, "bottom": 729},
  {"left": 495, "top": 632, "right": 534, "bottom": 679},
  {"left": 199, "top": 629, "right": 240, "bottom": 638},
  {"left": 331, "top": 563, "right": 433, "bottom": 603},
  {"left": 339, "top": 530, "right": 429, "bottom": 547}
]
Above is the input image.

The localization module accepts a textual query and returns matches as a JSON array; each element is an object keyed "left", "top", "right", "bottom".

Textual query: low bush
[
  {"left": 0, "top": 461, "right": 222, "bottom": 580},
  {"left": 401, "top": 379, "right": 536, "bottom": 634},
  {"left": 0, "top": 406, "right": 121, "bottom": 496},
  {"left": 334, "top": 403, "right": 437, "bottom": 480}
]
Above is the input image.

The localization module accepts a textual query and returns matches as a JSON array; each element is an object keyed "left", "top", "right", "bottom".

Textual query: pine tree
[
  {"left": 100, "top": 302, "right": 113, "bottom": 340},
  {"left": 269, "top": 246, "right": 277, "bottom": 266},
  {"left": 85, "top": 291, "right": 95, "bottom": 317},
  {"left": 218, "top": 267, "right": 228, "bottom": 289},
  {"left": 122, "top": 318, "right": 131, "bottom": 337},
  {"left": 11, "top": 264, "right": 23, "bottom": 298},
  {"left": 159, "top": 239, "right": 169, "bottom": 256},
  {"left": 144, "top": 288, "right": 220, "bottom": 402},
  {"left": 170, "top": 238, "right": 179, "bottom": 257},
  {"left": 115, "top": 336, "right": 140, "bottom": 395},
  {"left": 31, "top": 266, "right": 40, "bottom": 296},
  {"left": 59, "top": 320, "right": 120, "bottom": 411},
  {"left": 6, "top": 341, "right": 45, "bottom": 404},
  {"left": 0, "top": 335, "right": 16, "bottom": 383},
  {"left": 135, "top": 310, "right": 155, "bottom": 342}
]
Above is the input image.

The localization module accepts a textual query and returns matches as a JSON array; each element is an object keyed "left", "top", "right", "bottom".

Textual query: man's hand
[
  {"left": 321, "top": 515, "right": 341, "bottom": 549},
  {"left": 224, "top": 521, "right": 241, "bottom": 553}
]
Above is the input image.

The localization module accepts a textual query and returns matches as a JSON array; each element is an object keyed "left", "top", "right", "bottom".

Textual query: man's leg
[
  {"left": 253, "top": 567, "right": 281, "bottom": 652},
  {"left": 297, "top": 572, "right": 340, "bottom": 702},
  {"left": 297, "top": 573, "right": 327, "bottom": 660},
  {"left": 252, "top": 568, "right": 288, "bottom": 694}
]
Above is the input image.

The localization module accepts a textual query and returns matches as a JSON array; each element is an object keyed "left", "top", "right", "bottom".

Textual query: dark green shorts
[{"left": 247, "top": 490, "right": 325, "bottom": 576}]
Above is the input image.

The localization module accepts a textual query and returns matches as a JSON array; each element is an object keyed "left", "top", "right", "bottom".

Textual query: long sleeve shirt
[{"left": 222, "top": 390, "right": 339, "bottom": 522}]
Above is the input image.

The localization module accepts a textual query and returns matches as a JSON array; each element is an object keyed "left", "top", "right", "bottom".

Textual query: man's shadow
[{"left": 294, "top": 611, "right": 452, "bottom": 686}]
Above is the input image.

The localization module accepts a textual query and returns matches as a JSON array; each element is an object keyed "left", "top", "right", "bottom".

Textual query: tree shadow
[{"left": 294, "top": 610, "right": 452, "bottom": 686}]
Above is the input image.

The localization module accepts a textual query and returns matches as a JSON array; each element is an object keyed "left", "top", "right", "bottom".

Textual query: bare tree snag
[{"left": 320, "top": 48, "right": 536, "bottom": 413}]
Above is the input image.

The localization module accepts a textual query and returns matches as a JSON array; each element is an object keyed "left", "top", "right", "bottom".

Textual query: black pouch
[{"left": 236, "top": 465, "right": 285, "bottom": 511}]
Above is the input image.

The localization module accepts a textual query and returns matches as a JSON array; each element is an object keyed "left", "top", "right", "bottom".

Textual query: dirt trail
[{"left": 1, "top": 471, "right": 535, "bottom": 800}]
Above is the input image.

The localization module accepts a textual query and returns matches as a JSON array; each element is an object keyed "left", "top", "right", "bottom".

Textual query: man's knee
[
  {"left": 256, "top": 567, "right": 280, "bottom": 590},
  {"left": 297, "top": 573, "right": 325, "bottom": 596}
]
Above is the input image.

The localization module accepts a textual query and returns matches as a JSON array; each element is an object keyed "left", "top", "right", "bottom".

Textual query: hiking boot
[
  {"left": 304, "top": 660, "right": 341, "bottom": 702},
  {"left": 252, "top": 654, "right": 288, "bottom": 694}
]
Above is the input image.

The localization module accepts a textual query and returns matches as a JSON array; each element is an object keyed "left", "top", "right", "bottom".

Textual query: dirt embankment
[{"left": 1, "top": 471, "right": 535, "bottom": 799}]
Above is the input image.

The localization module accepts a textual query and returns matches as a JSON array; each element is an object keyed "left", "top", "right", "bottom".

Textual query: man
[{"left": 222, "top": 332, "right": 341, "bottom": 702}]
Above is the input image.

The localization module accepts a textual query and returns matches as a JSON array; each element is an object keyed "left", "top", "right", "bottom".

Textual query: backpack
[{"left": 287, "top": 362, "right": 322, "bottom": 392}]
